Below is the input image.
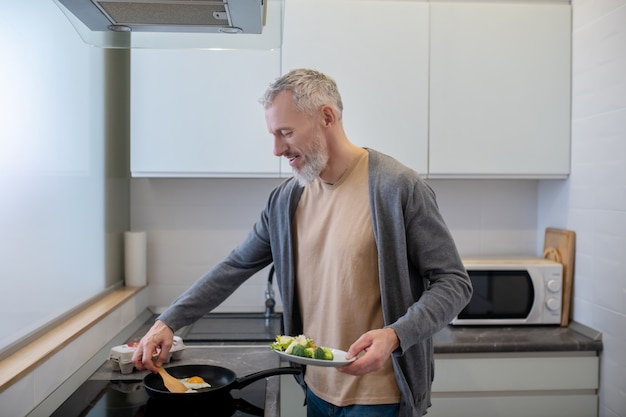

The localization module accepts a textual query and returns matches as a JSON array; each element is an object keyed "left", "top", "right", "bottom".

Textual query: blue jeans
[{"left": 306, "top": 388, "right": 400, "bottom": 417}]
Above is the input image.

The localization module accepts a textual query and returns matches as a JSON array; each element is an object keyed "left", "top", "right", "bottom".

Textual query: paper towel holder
[{"left": 124, "top": 231, "right": 147, "bottom": 287}]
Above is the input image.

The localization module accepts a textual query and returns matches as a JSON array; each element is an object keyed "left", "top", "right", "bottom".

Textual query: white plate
[{"left": 272, "top": 348, "right": 355, "bottom": 367}]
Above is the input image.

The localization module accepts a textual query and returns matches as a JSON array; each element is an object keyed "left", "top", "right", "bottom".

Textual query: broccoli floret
[
  {"left": 270, "top": 335, "right": 335, "bottom": 361},
  {"left": 322, "top": 347, "right": 334, "bottom": 360},
  {"left": 313, "top": 347, "right": 334, "bottom": 360},
  {"left": 313, "top": 347, "right": 326, "bottom": 360},
  {"left": 291, "top": 344, "right": 308, "bottom": 357}
]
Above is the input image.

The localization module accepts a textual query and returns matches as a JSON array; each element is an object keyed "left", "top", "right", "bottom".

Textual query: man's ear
[{"left": 321, "top": 105, "right": 337, "bottom": 127}]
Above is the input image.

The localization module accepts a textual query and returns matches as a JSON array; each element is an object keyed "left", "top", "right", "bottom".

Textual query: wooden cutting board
[{"left": 543, "top": 228, "right": 576, "bottom": 327}]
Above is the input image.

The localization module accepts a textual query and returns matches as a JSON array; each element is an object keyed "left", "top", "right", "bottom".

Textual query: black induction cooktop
[
  {"left": 51, "top": 378, "right": 267, "bottom": 417},
  {"left": 177, "top": 313, "right": 283, "bottom": 343}
]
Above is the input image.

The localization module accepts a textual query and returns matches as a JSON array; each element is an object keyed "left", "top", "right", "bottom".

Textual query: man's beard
[{"left": 293, "top": 135, "right": 328, "bottom": 187}]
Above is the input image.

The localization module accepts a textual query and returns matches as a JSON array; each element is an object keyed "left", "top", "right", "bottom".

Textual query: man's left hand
[{"left": 337, "top": 328, "right": 399, "bottom": 376}]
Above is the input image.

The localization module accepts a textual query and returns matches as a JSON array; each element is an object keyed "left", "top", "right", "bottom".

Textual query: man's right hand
[{"left": 131, "top": 320, "right": 175, "bottom": 373}]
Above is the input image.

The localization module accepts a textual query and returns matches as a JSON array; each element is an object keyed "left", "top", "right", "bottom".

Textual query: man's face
[{"left": 265, "top": 91, "right": 328, "bottom": 186}]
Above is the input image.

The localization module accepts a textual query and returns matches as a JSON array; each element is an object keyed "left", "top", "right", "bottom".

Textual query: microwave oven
[{"left": 451, "top": 257, "right": 563, "bottom": 325}]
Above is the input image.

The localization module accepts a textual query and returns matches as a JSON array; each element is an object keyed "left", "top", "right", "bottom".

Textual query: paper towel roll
[{"left": 124, "top": 231, "right": 147, "bottom": 287}]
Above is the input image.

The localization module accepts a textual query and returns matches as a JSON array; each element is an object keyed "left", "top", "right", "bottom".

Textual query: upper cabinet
[
  {"left": 428, "top": 2, "right": 572, "bottom": 178},
  {"left": 130, "top": 0, "right": 571, "bottom": 179},
  {"left": 281, "top": 0, "right": 430, "bottom": 175},
  {"left": 130, "top": 47, "right": 281, "bottom": 177}
]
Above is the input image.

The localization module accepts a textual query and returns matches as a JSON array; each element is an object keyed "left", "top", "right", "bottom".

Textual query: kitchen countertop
[
  {"left": 104, "top": 316, "right": 602, "bottom": 417},
  {"left": 92, "top": 345, "right": 289, "bottom": 417},
  {"left": 434, "top": 321, "right": 603, "bottom": 354},
  {"left": 92, "top": 316, "right": 294, "bottom": 417}
]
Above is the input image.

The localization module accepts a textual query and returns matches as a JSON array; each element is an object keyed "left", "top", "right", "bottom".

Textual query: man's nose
[{"left": 273, "top": 137, "right": 287, "bottom": 157}]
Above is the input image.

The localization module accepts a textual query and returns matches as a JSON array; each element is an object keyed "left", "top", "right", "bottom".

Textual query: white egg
[{"left": 179, "top": 376, "right": 212, "bottom": 392}]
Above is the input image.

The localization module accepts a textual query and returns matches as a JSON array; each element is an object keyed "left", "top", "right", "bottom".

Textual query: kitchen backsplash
[{"left": 131, "top": 177, "right": 540, "bottom": 313}]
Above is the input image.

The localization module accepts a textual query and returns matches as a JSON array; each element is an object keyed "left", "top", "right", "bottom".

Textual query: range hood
[{"left": 53, "top": 0, "right": 283, "bottom": 49}]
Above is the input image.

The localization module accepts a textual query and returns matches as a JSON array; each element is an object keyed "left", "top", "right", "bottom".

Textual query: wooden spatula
[{"left": 156, "top": 366, "right": 188, "bottom": 393}]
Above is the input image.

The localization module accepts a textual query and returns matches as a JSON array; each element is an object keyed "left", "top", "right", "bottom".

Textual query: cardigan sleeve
[{"left": 367, "top": 149, "right": 472, "bottom": 353}]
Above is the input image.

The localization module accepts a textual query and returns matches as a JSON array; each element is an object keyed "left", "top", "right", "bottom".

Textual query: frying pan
[{"left": 143, "top": 364, "right": 302, "bottom": 400}]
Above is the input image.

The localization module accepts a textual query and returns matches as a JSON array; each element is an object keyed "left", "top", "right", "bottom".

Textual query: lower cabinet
[
  {"left": 279, "top": 351, "right": 599, "bottom": 416},
  {"left": 429, "top": 352, "right": 599, "bottom": 417}
]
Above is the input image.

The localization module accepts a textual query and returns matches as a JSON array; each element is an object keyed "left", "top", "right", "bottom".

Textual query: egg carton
[{"left": 108, "top": 336, "right": 185, "bottom": 374}]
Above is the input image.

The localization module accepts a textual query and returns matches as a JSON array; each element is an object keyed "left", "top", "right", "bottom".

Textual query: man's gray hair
[{"left": 260, "top": 68, "right": 343, "bottom": 119}]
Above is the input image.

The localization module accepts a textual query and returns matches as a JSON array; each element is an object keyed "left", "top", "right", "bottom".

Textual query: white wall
[
  {"left": 0, "top": 0, "right": 107, "bottom": 352},
  {"left": 132, "top": 177, "right": 540, "bottom": 313},
  {"left": 0, "top": 2, "right": 138, "bottom": 415},
  {"left": 131, "top": 177, "right": 285, "bottom": 313},
  {"left": 538, "top": 2, "right": 626, "bottom": 416}
]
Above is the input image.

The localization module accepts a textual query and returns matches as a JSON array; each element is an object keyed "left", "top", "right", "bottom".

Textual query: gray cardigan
[{"left": 158, "top": 149, "right": 472, "bottom": 416}]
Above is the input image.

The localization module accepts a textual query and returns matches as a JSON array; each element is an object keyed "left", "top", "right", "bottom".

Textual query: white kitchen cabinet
[
  {"left": 429, "top": 352, "right": 599, "bottom": 417},
  {"left": 131, "top": 0, "right": 571, "bottom": 179},
  {"left": 429, "top": 2, "right": 572, "bottom": 178},
  {"left": 130, "top": 47, "right": 281, "bottom": 177},
  {"left": 281, "top": 0, "right": 430, "bottom": 175}
]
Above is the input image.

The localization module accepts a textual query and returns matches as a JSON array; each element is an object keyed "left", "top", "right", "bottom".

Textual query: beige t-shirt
[{"left": 292, "top": 150, "right": 400, "bottom": 406}]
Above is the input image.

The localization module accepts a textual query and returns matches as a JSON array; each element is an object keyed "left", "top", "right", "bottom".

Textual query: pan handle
[{"left": 232, "top": 366, "right": 302, "bottom": 390}]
